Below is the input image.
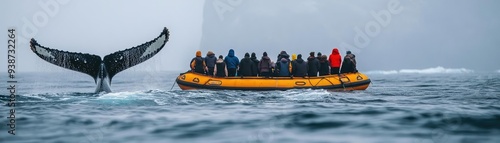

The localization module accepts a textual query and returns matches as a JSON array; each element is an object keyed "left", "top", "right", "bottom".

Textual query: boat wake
[{"left": 366, "top": 66, "right": 474, "bottom": 75}]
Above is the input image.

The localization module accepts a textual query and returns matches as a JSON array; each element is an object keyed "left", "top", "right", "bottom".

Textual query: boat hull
[{"left": 176, "top": 72, "right": 371, "bottom": 91}]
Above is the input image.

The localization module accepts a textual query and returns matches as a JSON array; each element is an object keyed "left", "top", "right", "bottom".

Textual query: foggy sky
[{"left": 1, "top": 0, "right": 499, "bottom": 74}]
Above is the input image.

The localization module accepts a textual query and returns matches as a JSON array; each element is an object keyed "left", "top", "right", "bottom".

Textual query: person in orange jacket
[{"left": 328, "top": 48, "right": 342, "bottom": 74}]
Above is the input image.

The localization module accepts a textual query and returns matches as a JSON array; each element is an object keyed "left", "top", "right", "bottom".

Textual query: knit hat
[
  {"left": 245, "top": 52, "right": 250, "bottom": 58},
  {"left": 317, "top": 52, "right": 322, "bottom": 56},
  {"left": 196, "top": 51, "right": 202, "bottom": 57},
  {"left": 263, "top": 52, "right": 268, "bottom": 56},
  {"left": 297, "top": 54, "right": 302, "bottom": 59},
  {"left": 346, "top": 51, "right": 352, "bottom": 54}
]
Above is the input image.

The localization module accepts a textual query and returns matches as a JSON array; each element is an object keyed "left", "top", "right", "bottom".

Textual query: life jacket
[{"left": 193, "top": 57, "right": 205, "bottom": 74}]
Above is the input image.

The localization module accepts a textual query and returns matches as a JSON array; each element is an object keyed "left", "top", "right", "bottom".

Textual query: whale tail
[{"left": 30, "top": 27, "right": 170, "bottom": 85}]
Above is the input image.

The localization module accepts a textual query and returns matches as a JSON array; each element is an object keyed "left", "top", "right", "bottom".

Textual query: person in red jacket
[{"left": 328, "top": 48, "right": 342, "bottom": 74}]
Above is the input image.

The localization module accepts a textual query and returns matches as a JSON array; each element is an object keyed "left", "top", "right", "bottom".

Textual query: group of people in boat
[{"left": 190, "top": 48, "right": 357, "bottom": 78}]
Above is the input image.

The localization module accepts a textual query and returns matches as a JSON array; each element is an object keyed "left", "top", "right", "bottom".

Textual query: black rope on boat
[
  {"left": 170, "top": 81, "right": 177, "bottom": 91},
  {"left": 307, "top": 77, "right": 315, "bottom": 88},
  {"left": 323, "top": 77, "right": 337, "bottom": 89}
]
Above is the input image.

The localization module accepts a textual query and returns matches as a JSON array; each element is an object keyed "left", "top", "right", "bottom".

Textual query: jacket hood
[
  {"left": 307, "top": 56, "right": 316, "bottom": 61},
  {"left": 332, "top": 48, "right": 339, "bottom": 55},
  {"left": 296, "top": 58, "right": 305, "bottom": 63},
  {"left": 261, "top": 56, "right": 270, "bottom": 61},
  {"left": 291, "top": 54, "right": 297, "bottom": 61},
  {"left": 207, "top": 51, "right": 215, "bottom": 57},
  {"left": 227, "top": 49, "right": 235, "bottom": 57},
  {"left": 280, "top": 58, "right": 288, "bottom": 63}
]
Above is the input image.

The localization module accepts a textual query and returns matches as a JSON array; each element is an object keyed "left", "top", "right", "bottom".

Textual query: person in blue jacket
[{"left": 224, "top": 49, "right": 240, "bottom": 76}]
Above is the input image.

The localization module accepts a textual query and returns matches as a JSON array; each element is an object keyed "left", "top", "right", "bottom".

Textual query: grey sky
[{"left": 1, "top": 0, "right": 499, "bottom": 73}]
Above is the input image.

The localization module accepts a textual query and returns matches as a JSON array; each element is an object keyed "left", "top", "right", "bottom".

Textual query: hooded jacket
[
  {"left": 250, "top": 53, "right": 260, "bottom": 76},
  {"left": 291, "top": 54, "right": 297, "bottom": 61},
  {"left": 258, "top": 56, "right": 272, "bottom": 73},
  {"left": 307, "top": 56, "right": 320, "bottom": 76},
  {"left": 238, "top": 54, "right": 256, "bottom": 76},
  {"left": 224, "top": 49, "right": 239, "bottom": 69},
  {"left": 205, "top": 51, "right": 217, "bottom": 68},
  {"left": 292, "top": 56, "right": 308, "bottom": 77},
  {"left": 340, "top": 53, "right": 357, "bottom": 73},
  {"left": 329, "top": 48, "right": 342, "bottom": 68},
  {"left": 278, "top": 51, "right": 290, "bottom": 62},
  {"left": 277, "top": 58, "right": 291, "bottom": 76},
  {"left": 319, "top": 55, "right": 330, "bottom": 76}
]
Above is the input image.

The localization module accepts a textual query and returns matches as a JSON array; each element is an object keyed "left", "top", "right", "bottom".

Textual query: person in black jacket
[
  {"left": 205, "top": 51, "right": 217, "bottom": 76},
  {"left": 292, "top": 54, "right": 308, "bottom": 77},
  {"left": 238, "top": 53, "right": 256, "bottom": 76},
  {"left": 319, "top": 55, "right": 330, "bottom": 76},
  {"left": 340, "top": 51, "right": 358, "bottom": 73},
  {"left": 307, "top": 52, "right": 320, "bottom": 77},
  {"left": 250, "top": 52, "right": 260, "bottom": 76}
]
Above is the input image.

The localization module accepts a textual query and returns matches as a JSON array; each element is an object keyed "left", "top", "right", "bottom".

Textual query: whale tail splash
[{"left": 30, "top": 27, "right": 170, "bottom": 93}]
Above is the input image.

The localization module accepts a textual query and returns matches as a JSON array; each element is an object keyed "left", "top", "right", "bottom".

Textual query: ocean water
[{"left": 1, "top": 71, "right": 500, "bottom": 143}]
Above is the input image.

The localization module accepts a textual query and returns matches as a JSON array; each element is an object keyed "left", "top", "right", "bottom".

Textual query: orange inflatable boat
[{"left": 176, "top": 72, "right": 371, "bottom": 91}]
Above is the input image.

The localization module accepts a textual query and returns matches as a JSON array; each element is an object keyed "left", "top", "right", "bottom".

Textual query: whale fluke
[
  {"left": 30, "top": 27, "right": 170, "bottom": 92},
  {"left": 30, "top": 39, "right": 103, "bottom": 82},
  {"left": 104, "top": 27, "right": 169, "bottom": 82}
]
